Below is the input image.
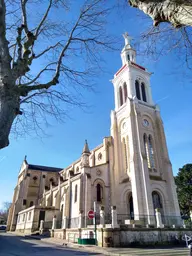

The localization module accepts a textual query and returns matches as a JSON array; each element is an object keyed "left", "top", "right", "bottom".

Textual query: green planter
[{"left": 78, "top": 238, "right": 96, "bottom": 245}]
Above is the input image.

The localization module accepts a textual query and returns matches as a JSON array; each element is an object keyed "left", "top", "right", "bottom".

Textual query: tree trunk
[
  {"left": 129, "top": 0, "right": 192, "bottom": 27},
  {"left": 0, "top": 0, "right": 18, "bottom": 149},
  {"left": 0, "top": 86, "right": 19, "bottom": 149}
]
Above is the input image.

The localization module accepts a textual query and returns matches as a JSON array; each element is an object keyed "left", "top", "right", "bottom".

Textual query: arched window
[
  {"left": 141, "top": 82, "right": 147, "bottom": 102},
  {"left": 74, "top": 184, "right": 77, "bottom": 203},
  {"left": 148, "top": 135, "right": 155, "bottom": 168},
  {"left": 61, "top": 204, "right": 64, "bottom": 216},
  {"left": 30, "top": 201, "right": 33, "bottom": 207},
  {"left": 96, "top": 184, "right": 103, "bottom": 202},
  {"left": 143, "top": 134, "right": 151, "bottom": 169},
  {"left": 33, "top": 176, "right": 38, "bottom": 183},
  {"left": 152, "top": 191, "right": 162, "bottom": 210},
  {"left": 98, "top": 152, "right": 102, "bottom": 160},
  {"left": 127, "top": 54, "right": 130, "bottom": 61},
  {"left": 122, "top": 138, "right": 128, "bottom": 171},
  {"left": 123, "top": 83, "right": 128, "bottom": 102},
  {"left": 119, "top": 86, "right": 123, "bottom": 106},
  {"left": 135, "top": 80, "right": 141, "bottom": 100},
  {"left": 28, "top": 212, "right": 31, "bottom": 221}
]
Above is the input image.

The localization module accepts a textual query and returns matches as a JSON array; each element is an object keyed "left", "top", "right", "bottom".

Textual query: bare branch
[
  {"left": 129, "top": 0, "right": 192, "bottom": 27},
  {"left": 35, "top": 0, "right": 53, "bottom": 37},
  {"left": 34, "top": 42, "right": 62, "bottom": 59},
  {"left": 20, "top": 0, "right": 29, "bottom": 34}
]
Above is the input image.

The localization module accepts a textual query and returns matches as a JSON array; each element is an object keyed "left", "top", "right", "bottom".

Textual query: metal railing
[
  {"left": 117, "top": 214, "right": 156, "bottom": 226},
  {"left": 68, "top": 217, "right": 79, "bottom": 228},
  {"left": 42, "top": 214, "right": 190, "bottom": 230},
  {"left": 43, "top": 221, "right": 52, "bottom": 230},
  {"left": 162, "top": 215, "right": 182, "bottom": 227},
  {"left": 105, "top": 214, "right": 112, "bottom": 225},
  {"left": 56, "top": 220, "right": 62, "bottom": 229}
]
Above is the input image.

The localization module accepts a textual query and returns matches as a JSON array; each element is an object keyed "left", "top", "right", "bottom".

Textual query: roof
[{"left": 28, "top": 164, "right": 63, "bottom": 173}]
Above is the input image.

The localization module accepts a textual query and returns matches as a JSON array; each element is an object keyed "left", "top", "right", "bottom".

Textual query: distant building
[{"left": 7, "top": 34, "right": 180, "bottom": 233}]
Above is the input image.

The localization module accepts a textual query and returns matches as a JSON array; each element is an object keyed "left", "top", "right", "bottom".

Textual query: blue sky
[{"left": 0, "top": 1, "right": 192, "bottom": 208}]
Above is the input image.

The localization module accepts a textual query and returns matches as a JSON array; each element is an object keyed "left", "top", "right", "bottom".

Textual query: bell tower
[
  {"left": 113, "top": 32, "right": 154, "bottom": 112},
  {"left": 110, "top": 33, "right": 180, "bottom": 222}
]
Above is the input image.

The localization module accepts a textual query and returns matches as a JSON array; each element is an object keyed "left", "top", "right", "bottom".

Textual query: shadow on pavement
[{"left": 0, "top": 233, "right": 102, "bottom": 255}]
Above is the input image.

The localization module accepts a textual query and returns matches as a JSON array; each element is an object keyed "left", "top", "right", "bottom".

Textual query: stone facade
[{"left": 7, "top": 33, "right": 181, "bottom": 233}]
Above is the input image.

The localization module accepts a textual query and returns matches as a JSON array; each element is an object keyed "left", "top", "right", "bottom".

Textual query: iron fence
[
  {"left": 68, "top": 217, "right": 79, "bottom": 228},
  {"left": 41, "top": 214, "right": 189, "bottom": 230},
  {"left": 105, "top": 214, "right": 112, "bottom": 225},
  {"left": 117, "top": 214, "right": 156, "bottom": 226},
  {"left": 82, "top": 215, "right": 100, "bottom": 227},
  {"left": 56, "top": 220, "right": 62, "bottom": 229},
  {"left": 162, "top": 215, "right": 180, "bottom": 227},
  {"left": 43, "top": 221, "right": 52, "bottom": 230}
]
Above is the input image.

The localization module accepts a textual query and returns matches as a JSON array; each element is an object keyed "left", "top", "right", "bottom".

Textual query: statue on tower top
[{"left": 123, "top": 32, "right": 133, "bottom": 47}]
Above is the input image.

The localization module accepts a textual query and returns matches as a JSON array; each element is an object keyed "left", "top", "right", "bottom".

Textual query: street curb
[{"left": 28, "top": 236, "right": 121, "bottom": 256}]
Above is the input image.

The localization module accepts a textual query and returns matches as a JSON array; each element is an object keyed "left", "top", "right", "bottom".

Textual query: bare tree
[
  {"left": 135, "top": 23, "right": 192, "bottom": 68},
  {"left": 0, "top": 202, "right": 11, "bottom": 224},
  {"left": 0, "top": 0, "right": 114, "bottom": 149},
  {"left": 128, "top": 0, "right": 192, "bottom": 27}
]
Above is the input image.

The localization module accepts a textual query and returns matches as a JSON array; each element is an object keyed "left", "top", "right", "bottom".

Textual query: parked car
[{"left": 0, "top": 225, "right": 6, "bottom": 231}]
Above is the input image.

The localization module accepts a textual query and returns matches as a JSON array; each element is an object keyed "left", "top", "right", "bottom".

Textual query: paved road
[
  {"left": 0, "top": 232, "right": 189, "bottom": 256},
  {"left": 0, "top": 232, "right": 104, "bottom": 256}
]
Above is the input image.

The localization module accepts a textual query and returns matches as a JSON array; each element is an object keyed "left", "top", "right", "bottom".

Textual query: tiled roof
[{"left": 28, "top": 164, "right": 63, "bottom": 172}]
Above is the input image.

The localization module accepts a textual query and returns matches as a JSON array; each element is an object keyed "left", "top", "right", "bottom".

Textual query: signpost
[
  {"left": 88, "top": 210, "right": 94, "bottom": 219},
  {"left": 94, "top": 202, "right": 97, "bottom": 245},
  {"left": 87, "top": 203, "right": 97, "bottom": 245}
]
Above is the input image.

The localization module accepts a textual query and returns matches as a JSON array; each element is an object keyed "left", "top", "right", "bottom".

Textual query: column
[
  {"left": 78, "top": 212, "right": 83, "bottom": 229},
  {"left": 111, "top": 206, "right": 119, "bottom": 228},
  {"left": 100, "top": 206, "right": 105, "bottom": 227},
  {"left": 52, "top": 216, "right": 57, "bottom": 230}
]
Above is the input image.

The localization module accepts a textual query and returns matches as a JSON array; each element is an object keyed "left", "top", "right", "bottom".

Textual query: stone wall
[
  {"left": 16, "top": 206, "right": 60, "bottom": 234},
  {"left": 66, "top": 228, "right": 80, "bottom": 243},
  {"left": 102, "top": 228, "right": 192, "bottom": 247},
  {"left": 51, "top": 227, "right": 192, "bottom": 248},
  {"left": 52, "top": 229, "right": 66, "bottom": 240}
]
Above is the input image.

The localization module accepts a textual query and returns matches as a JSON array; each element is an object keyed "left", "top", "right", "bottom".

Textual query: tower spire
[
  {"left": 81, "top": 140, "right": 90, "bottom": 167},
  {"left": 82, "top": 139, "right": 90, "bottom": 154}
]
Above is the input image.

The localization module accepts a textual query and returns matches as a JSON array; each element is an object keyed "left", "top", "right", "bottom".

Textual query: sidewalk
[
  {"left": 9, "top": 232, "right": 189, "bottom": 256},
  {"left": 41, "top": 237, "right": 189, "bottom": 256}
]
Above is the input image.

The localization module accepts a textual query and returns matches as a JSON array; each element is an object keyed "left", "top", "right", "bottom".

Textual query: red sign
[{"left": 88, "top": 210, "right": 95, "bottom": 219}]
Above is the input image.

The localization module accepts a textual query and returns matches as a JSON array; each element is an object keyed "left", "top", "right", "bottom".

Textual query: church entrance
[
  {"left": 38, "top": 210, "right": 45, "bottom": 229},
  {"left": 127, "top": 193, "right": 134, "bottom": 219}
]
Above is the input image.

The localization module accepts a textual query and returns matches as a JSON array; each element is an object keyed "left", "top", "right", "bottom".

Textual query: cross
[{"left": 123, "top": 32, "right": 133, "bottom": 46}]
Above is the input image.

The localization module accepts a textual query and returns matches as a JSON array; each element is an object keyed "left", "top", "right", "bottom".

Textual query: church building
[{"left": 7, "top": 33, "right": 181, "bottom": 233}]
